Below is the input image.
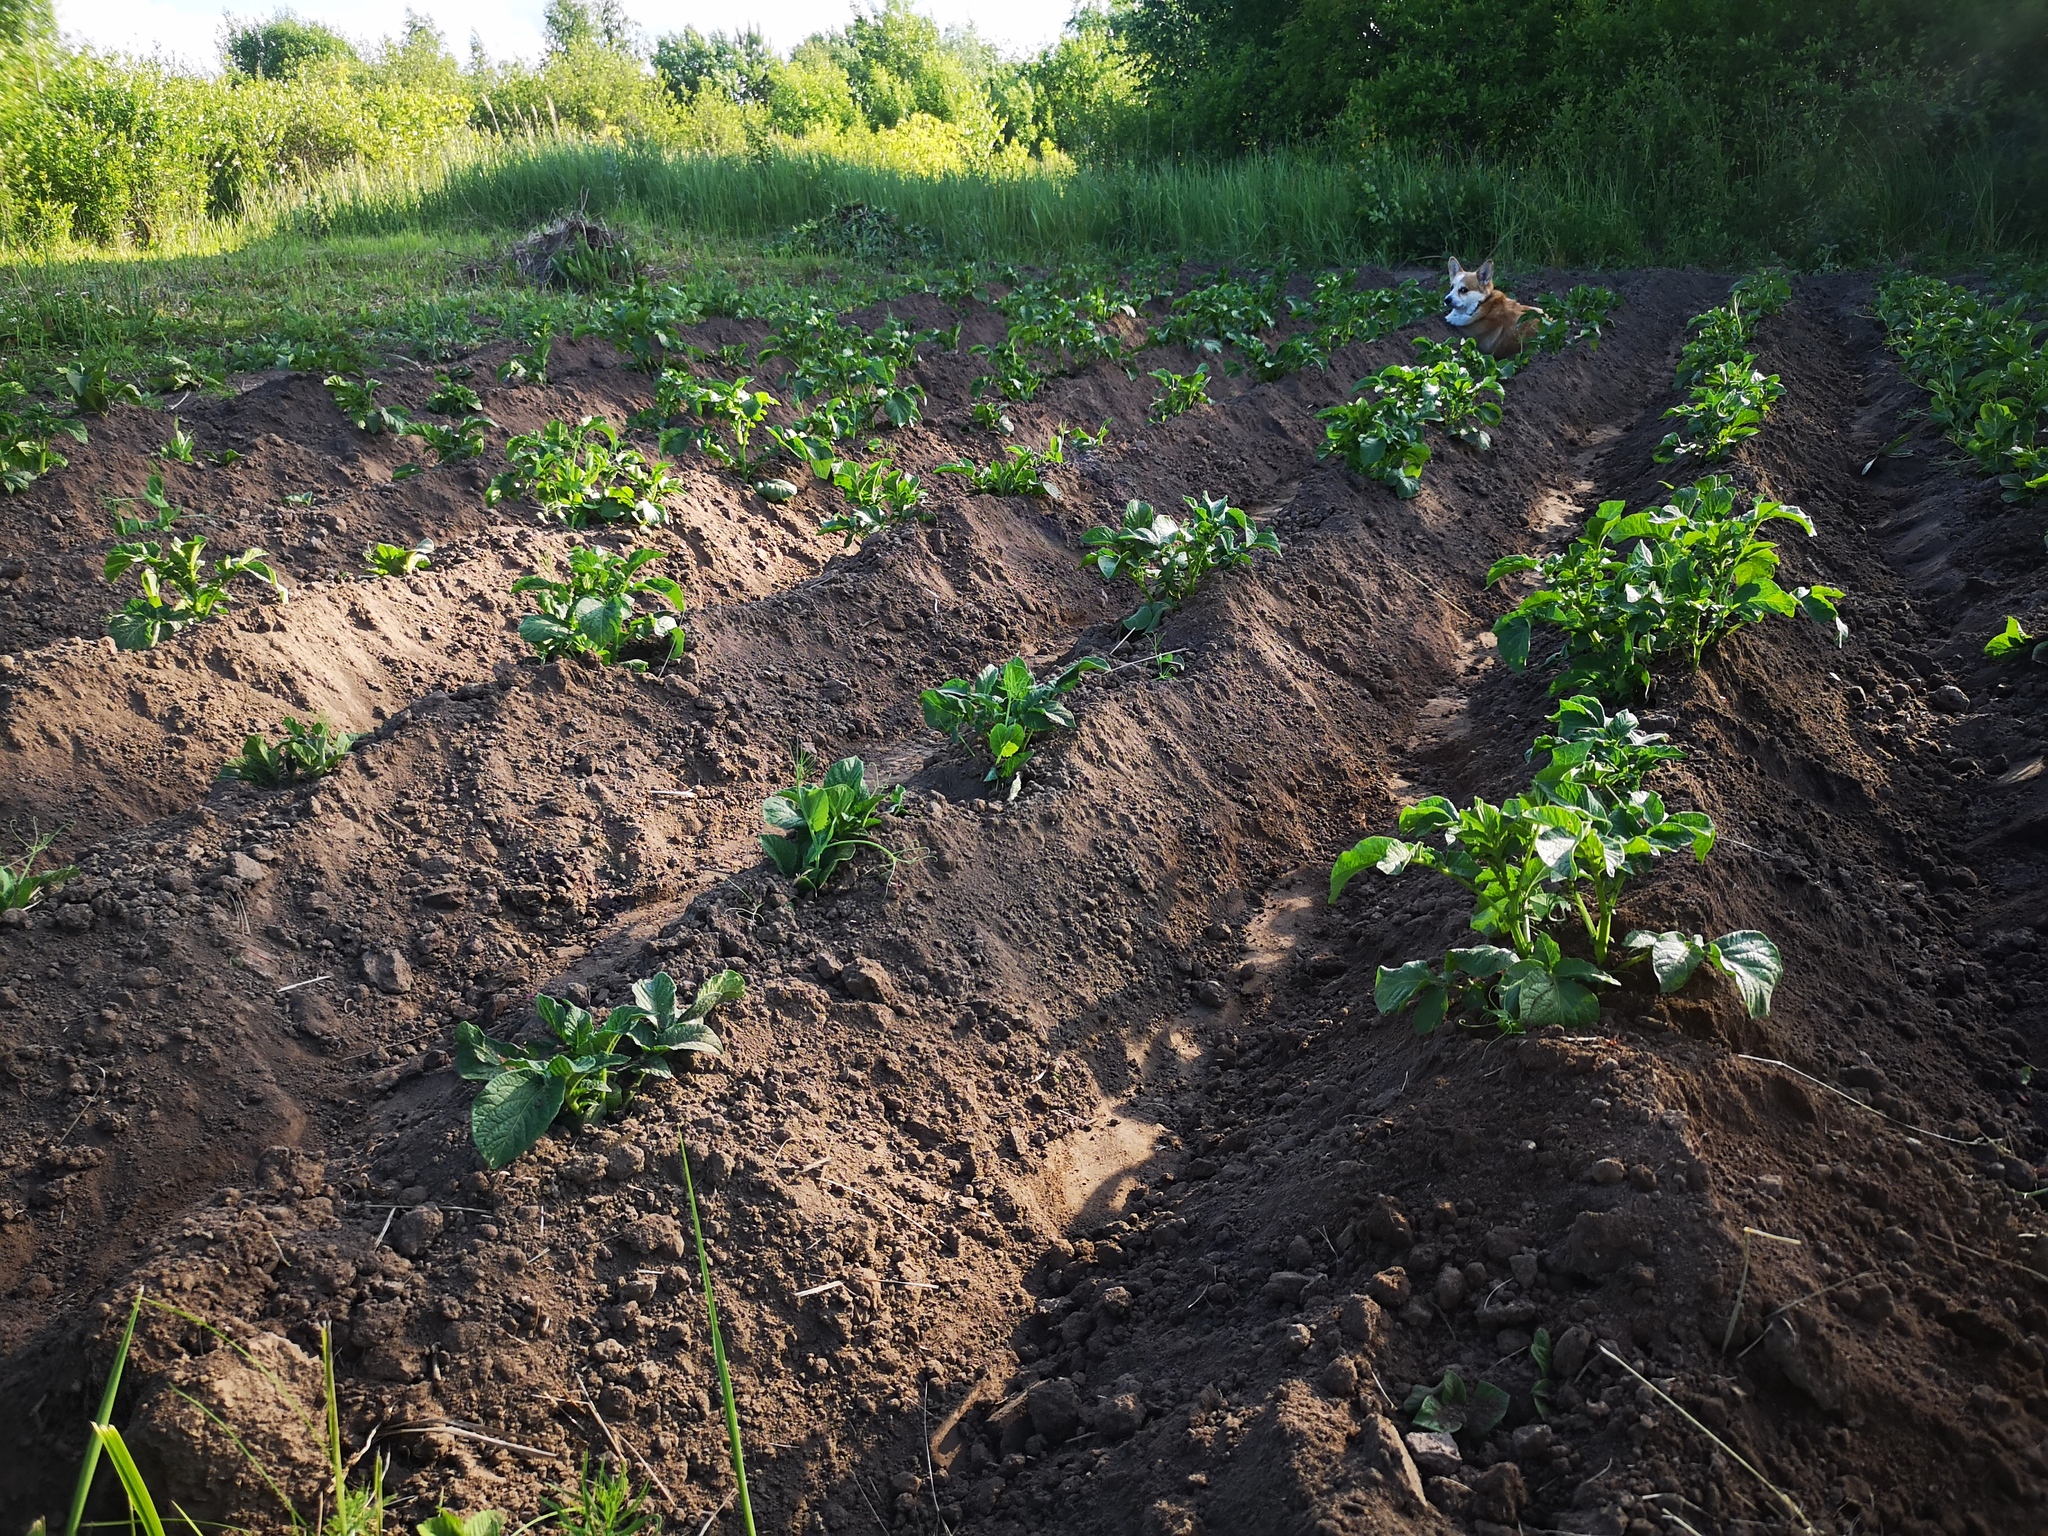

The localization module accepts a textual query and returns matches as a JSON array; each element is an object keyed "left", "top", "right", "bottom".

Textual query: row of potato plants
[
  {"left": 1874, "top": 271, "right": 2048, "bottom": 502},
  {"left": 1330, "top": 274, "right": 1825, "bottom": 1034}
]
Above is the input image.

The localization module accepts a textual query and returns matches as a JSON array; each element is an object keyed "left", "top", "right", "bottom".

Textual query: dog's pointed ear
[
  {"left": 1447, "top": 256, "right": 1464, "bottom": 280},
  {"left": 1477, "top": 259, "right": 1495, "bottom": 287}
]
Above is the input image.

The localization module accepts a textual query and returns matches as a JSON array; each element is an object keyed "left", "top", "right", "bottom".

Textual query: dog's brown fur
[{"left": 1444, "top": 257, "right": 1543, "bottom": 360}]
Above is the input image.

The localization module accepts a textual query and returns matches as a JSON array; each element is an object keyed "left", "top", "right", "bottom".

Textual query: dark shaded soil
[{"left": 2, "top": 267, "right": 2046, "bottom": 1536}]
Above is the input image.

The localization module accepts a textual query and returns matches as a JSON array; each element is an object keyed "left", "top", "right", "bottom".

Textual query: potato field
[{"left": 1, "top": 244, "right": 2046, "bottom": 1536}]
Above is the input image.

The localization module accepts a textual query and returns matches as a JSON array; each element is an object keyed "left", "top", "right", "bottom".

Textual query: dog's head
[{"left": 1444, "top": 257, "right": 1495, "bottom": 327}]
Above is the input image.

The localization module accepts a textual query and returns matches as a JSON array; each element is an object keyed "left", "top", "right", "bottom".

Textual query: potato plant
[
  {"left": 0, "top": 829, "right": 77, "bottom": 912},
  {"left": 1654, "top": 361, "right": 1785, "bottom": 462},
  {"left": 363, "top": 539, "right": 433, "bottom": 575},
  {"left": 0, "top": 382, "right": 87, "bottom": 494},
  {"left": 1490, "top": 477, "right": 1844, "bottom": 699},
  {"left": 104, "top": 485, "right": 285, "bottom": 650},
  {"left": 1316, "top": 343, "right": 1503, "bottom": 496},
  {"left": 1331, "top": 709, "right": 1780, "bottom": 1032},
  {"left": 404, "top": 414, "right": 493, "bottom": 464},
  {"left": 1082, "top": 494, "right": 1281, "bottom": 632},
  {"left": 498, "top": 319, "right": 555, "bottom": 384},
  {"left": 456, "top": 969, "right": 745, "bottom": 1168},
  {"left": 220, "top": 718, "right": 358, "bottom": 786},
  {"left": 921, "top": 656, "right": 1107, "bottom": 795},
  {"left": 646, "top": 373, "right": 781, "bottom": 473},
  {"left": 59, "top": 360, "right": 142, "bottom": 415},
  {"left": 935, "top": 431, "right": 1071, "bottom": 498},
  {"left": 815, "top": 458, "right": 926, "bottom": 546},
  {"left": 323, "top": 375, "right": 407, "bottom": 435},
  {"left": 513, "top": 545, "right": 687, "bottom": 670},
  {"left": 425, "top": 374, "right": 483, "bottom": 414},
  {"left": 488, "top": 417, "right": 677, "bottom": 528},
  {"left": 1985, "top": 615, "right": 2048, "bottom": 663},
  {"left": 761, "top": 754, "right": 904, "bottom": 893},
  {"left": 1149, "top": 365, "right": 1211, "bottom": 421}
]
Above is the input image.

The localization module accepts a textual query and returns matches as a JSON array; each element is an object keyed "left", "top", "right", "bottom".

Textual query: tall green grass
[{"left": 271, "top": 128, "right": 2039, "bottom": 270}]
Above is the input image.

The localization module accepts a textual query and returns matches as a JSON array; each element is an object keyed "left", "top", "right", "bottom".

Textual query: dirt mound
[{"left": 1, "top": 268, "right": 2045, "bottom": 1536}]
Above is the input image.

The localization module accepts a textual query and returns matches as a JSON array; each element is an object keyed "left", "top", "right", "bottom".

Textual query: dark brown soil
[{"left": 2, "top": 268, "right": 2046, "bottom": 1536}]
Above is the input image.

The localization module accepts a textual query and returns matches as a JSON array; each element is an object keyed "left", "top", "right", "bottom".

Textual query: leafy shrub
[
  {"left": 220, "top": 718, "right": 358, "bottom": 785},
  {"left": 103, "top": 484, "right": 284, "bottom": 649},
  {"left": 761, "top": 754, "right": 904, "bottom": 893},
  {"left": 921, "top": 656, "right": 1106, "bottom": 794},
  {"left": 513, "top": 545, "right": 686, "bottom": 669},
  {"left": 1081, "top": 494, "right": 1280, "bottom": 632},
  {"left": 0, "top": 828, "right": 77, "bottom": 912},
  {"left": 456, "top": 969, "right": 744, "bottom": 1168},
  {"left": 488, "top": 418, "right": 676, "bottom": 528},
  {"left": 1490, "top": 477, "right": 1845, "bottom": 700},
  {"left": 1654, "top": 361, "right": 1785, "bottom": 463}
]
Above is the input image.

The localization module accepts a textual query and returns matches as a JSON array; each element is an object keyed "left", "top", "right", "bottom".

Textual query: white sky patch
[{"left": 55, "top": 0, "right": 1079, "bottom": 71}]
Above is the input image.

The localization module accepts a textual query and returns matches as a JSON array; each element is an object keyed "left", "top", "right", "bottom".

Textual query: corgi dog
[{"left": 1443, "top": 257, "right": 1542, "bottom": 360}]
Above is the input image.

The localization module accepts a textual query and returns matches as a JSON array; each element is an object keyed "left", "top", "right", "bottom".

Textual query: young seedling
[
  {"left": 363, "top": 539, "right": 434, "bottom": 576},
  {"left": 425, "top": 374, "right": 483, "bottom": 415},
  {"left": 455, "top": 968, "right": 743, "bottom": 1167},
  {"left": 323, "top": 375, "right": 407, "bottom": 435},
  {"left": 1081, "top": 494, "right": 1280, "bottom": 632},
  {"left": 816, "top": 459, "right": 926, "bottom": 546},
  {"left": 1985, "top": 616, "right": 2048, "bottom": 663},
  {"left": 149, "top": 354, "right": 222, "bottom": 394},
  {"left": 220, "top": 718, "right": 358, "bottom": 786},
  {"left": 512, "top": 544, "right": 687, "bottom": 669},
  {"left": 545, "top": 1460, "right": 656, "bottom": 1536},
  {"left": 1149, "top": 364, "right": 1211, "bottom": 421},
  {"left": 498, "top": 320, "right": 555, "bottom": 385},
  {"left": 0, "top": 826, "right": 77, "bottom": 912},
  {"left": 921, "top": 656, "right": 1107, "bottom": 797},
  {"left": 1404, "top": 1369, "right": 1509, "bottom": 1437},
  {"left": 158, "top": 417, "right": 197, "bottom": 464},
  {"left": 934, "top": 431, "right": 1071, "bottom": 498},
  {"left": 760, "top": 753, "right": 904, "bottom": 893},
  {"left": 104, "top": 483, "right": 285, "bottom": 650},
  {"left": 1490, "top": 477, "right": 1844, "bottom": 699},
  {"left": 488, "top": 418, "right": 677, "bottom": 528},
  {"left": 969, "top": 400, "right": 1014, "bottom": 434},
  {"left": 645, "top": 373, "right": 780, "bottom": 474},
  {"left": 404, "top": 414, "right": 494, "bottom": 465},
  {"left": 59, "top": 361, "right": 142, "bottom": 415}
]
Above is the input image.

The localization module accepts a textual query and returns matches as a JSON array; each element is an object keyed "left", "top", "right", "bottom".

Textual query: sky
[{"left": 53, "top": 0, "right": 1080, "bottom": 70}]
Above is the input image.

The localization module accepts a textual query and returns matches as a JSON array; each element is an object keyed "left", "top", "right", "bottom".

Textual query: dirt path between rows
[{"left": 1, "top": 269, "right": 2045, "bottom": 1536}]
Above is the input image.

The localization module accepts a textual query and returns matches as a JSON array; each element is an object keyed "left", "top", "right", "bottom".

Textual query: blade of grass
[
  {"left": 90, "top": 1425, "right": 169, "bottom": 1536},
  {"left": 66, "top": 1288, "right": 144, "bottom": 1536},
  {"left": 680, "top": 1141, "right": 756, "bottom": 1536}
]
